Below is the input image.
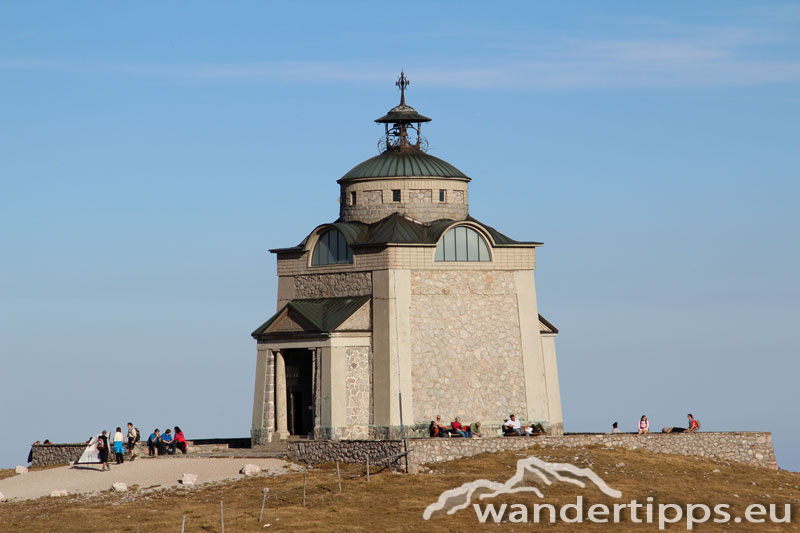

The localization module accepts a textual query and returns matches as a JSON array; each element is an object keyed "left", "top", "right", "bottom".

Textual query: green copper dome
[{"left": 338, "top": 149, "right": 468, "bottom": 182}]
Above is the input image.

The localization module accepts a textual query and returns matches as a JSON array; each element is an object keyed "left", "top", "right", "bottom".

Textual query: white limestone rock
[
  {"left": 240, "top": 464, "right": 261, "bottom": 476},
  {"left": 112, "top": 482, "right": 128, "bottom": 492},
  {"left": 0, "top": 491, "right": 5, "bottom": 501},
  {"left": 15, "top": 466, "right": 28, "bottom": 474},
  {"left": 50, "top": 489, "right": 68, "bottom": 497},
  {"left": 180, "top": 473, "right": 198, "bottom": 486}
]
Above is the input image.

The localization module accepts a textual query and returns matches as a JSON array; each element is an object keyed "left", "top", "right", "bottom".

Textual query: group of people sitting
[
  {"left": 502, "top": 414, "right": 545, "bottom": 436},
  {"left": 429, "top": 415, "right": 483, "bottom": 438},
  {"left": 429, "top": 413, "right": 548, "bottom": 438},
  {"left": 146, "top": 426, "right": 188, "bottom": 456},
  {"left": 629, "top": 413, "right": 700, "bottom": 434}
]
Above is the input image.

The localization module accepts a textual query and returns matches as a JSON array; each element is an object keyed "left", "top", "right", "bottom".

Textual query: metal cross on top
[{"left": 396, "top": 71, "right": 409, "bottom": 105}]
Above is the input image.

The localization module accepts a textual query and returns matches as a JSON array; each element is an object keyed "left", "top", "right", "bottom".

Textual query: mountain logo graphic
[{"left": 423, "top": 456, "right": 622, "bottom": 519}]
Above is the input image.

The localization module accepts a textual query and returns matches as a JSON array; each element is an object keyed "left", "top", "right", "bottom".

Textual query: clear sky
[{"left": 1, "top": 2, "right": 798, "bottom": 470}]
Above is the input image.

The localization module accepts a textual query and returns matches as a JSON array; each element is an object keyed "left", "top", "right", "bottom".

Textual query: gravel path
[{"left": 0, "top": 457, "right": 297, "bottom": 501}]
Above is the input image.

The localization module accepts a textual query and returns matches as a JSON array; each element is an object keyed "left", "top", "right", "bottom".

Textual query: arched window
[
  {"left": 434, "top": 226, "right": 491, "bottom": 262},
  {"left": 312, "top": 229, "right": 353, "bottom": 265}
]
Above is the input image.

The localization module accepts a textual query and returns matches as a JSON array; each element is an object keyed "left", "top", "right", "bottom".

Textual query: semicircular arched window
[
  {"left": 311, "top": 229, "right": 353, "bottom": 266},
  {"left": 434, "top": 226, "right": 491, "bottom": 262}
]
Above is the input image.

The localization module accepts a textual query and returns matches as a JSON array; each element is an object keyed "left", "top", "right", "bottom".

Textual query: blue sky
[{"left": 1, "top": 2, "right": 798, "bottom": 471}]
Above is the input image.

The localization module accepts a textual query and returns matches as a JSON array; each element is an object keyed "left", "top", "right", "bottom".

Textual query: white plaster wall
[
  {"left": 541, "top": 334, "right": 563, "bottom": 430},
  {"left": 372, "top": 269, "right": 414, "bottom": 428}
]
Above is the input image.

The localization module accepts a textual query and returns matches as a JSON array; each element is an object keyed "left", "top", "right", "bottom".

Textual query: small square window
[
  {"left": 439, "top": 189, "right": 446, "bottom": 202},
  {"left": 392, "top": 189, "right": 401, "bottom": 202},
  {"left": 351, "top": 191, "right": 357, "bottom": 205}
]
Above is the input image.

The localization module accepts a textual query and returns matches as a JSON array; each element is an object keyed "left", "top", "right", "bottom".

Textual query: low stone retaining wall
[
  {"left": 409, "top": 432, "right": 777, "bottom": 471},
  {"left": 29, "top": 444, "right": 87, "bottom": 467},
  {"left": 29, "top": 439, "right": 239, "bottom": 466},
  {"left": 287, "top": 440, "right": 406, "bottom": 468},
  {"left": 287, "top": 432, "right": 777, "bottom": 473}
]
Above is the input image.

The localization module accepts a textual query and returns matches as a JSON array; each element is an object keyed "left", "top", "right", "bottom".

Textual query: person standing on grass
[
  {"left": 113, "top": 427, "right": 125, "bottom": 464},
  {"left": 126, "top": 422, "right": 138, "bottom": 461},
  {"left": 97, "top": 430, "right": 110, "bottom": 471}
]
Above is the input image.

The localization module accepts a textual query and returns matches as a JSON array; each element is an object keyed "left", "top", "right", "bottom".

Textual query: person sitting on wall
[
  {"left": 503, "top": 414, "right": 522, "bottom": 436},
  {"left": 663, "top": 414, "right": 701, "bottom": 434},
  {"left": 451, "top": 417, "right": 471, "bottom": 438},
  {"left": 470, "top": 421, "right": 483, "bottom": 438},
  {"left": 161, "top": 428, "right": 174, "bottom": 455},
  {"left": 638, "top": 415, "right": 649, "bottom": 434},
  {"left": 525, "top": 422, "right": 545, "bottom": 436},
  {"left": 147, "top": 429, "right": 161, "bottom": 456},
  {"left": 171, "top": 426, "right": 188, "bottom": 454},
  {"left": 430, "top": 415, "right": 450, "bottom": 438},
  {"left": 612, "top": 421, "right": 620, "bottom": 433}
]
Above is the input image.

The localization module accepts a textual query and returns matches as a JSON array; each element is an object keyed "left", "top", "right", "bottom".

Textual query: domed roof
[{"left": 338, "top": 149, "right": 468, "bottom": 182}]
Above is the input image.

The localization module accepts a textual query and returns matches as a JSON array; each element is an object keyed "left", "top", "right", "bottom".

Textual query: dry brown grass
[{"left": 1, "top": 446, "right": 798, "bottom": 532}]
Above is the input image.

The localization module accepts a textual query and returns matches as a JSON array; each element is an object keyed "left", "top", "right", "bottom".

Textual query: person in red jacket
[
  {"left": 170, "top": 426, "right": 188, "bottom": 454},
  {"left": 451, "top": 417, "right": 470, "bottom": 438}
]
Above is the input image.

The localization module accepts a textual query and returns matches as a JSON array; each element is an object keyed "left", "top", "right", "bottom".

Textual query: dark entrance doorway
[{"left": 283, "top": 349, "right": 314, "bottom": 437}]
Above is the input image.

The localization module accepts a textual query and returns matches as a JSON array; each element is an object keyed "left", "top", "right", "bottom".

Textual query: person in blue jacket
[{"left": 147, "top": 429, "right": 161, "bottom": 457}]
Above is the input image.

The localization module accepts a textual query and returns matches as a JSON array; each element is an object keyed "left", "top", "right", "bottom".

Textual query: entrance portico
[{"left": 251, "top": 296, "right": 373, "bottom": 443}]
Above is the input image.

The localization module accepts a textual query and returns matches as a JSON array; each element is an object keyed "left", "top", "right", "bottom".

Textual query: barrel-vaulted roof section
[
  {"left": 268, "top": 213, "right": 541, "bottom": 254},
  {"left": 338, "top": 150, "right": 469, "bottom": 182}
]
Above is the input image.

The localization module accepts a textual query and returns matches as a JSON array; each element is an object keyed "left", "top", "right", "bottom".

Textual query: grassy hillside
[{"left": 1, "top": 445, "right": 798, "bottom": 532}]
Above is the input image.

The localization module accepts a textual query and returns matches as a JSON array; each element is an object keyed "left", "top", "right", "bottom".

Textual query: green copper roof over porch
[{"left": 251, "top": 296, "right": 370, "bottom": 339}]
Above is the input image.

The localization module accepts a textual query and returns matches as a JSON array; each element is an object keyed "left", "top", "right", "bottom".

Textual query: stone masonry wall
[
  {"left": 410, "top": 270, "right": 527, "bottom": 425},
  {"left": 409, "top": 433, "right": 778, "bottom": 471},
  {"left": 288, "top": 440, "right": 405, "bottom": 469},
  {"left": 30, "top": 444, "right": 86, "bottom": 466},
  {"left": 343, "top": 346, "right": 373, "bottom": 440},
  {"left": 287, "top": 433, "right": 777, "bottom": 473},
  {"left": 30, "top": 441, "right": 227, "bottom": 466},
  {"left": 293, "top": 272, "right": 372, "bottom": 298},
  {"left": 339, "top": 178, "right": 469, "bottom": 224}
]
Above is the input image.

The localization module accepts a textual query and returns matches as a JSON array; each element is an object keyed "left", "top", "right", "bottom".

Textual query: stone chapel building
[{"left": 251, "top": 73, "right": 563, "bottom": 444}]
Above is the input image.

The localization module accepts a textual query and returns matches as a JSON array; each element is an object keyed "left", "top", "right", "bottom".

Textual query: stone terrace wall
[
  {"left": 409, "top": 432, "right": 777, "bottom": 471},
  {"left": 288, "top": 440, "right": 405, "bottom": 468},
  {"left": 30, "top": 444, "right": 86, "bottom": 466},
  {"left": 30, "top": 440, "right": 232, "bottom": 466},
  {"left": 287, "top": 433, "right": 777, "bottom": 473}
]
